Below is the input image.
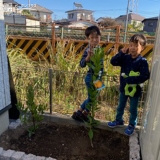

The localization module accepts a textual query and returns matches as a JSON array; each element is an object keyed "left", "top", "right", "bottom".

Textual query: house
[
  {"left": 3, "top": 0, "right": 20, "bottom": 14},
  {"left": 115, "top": 13, "right": 145, "bottom": 29},
  {"left": 3, "top": 0, "right": 40, "bottom": 27},
  {"left": 96, "top": 17, "right": 105, "bottom": 23},
  {"left": 4, "top": 14, "right": 40, "bottom": 32},
  {"left": 65, "top": 3, "right": 94, "bottom": 22},
  {"left": 62, "top": 2, "right": 95, "bottom": 28},
  {"left": 142, "top": 17, "right": 158, "bottom": 32},
  {"left": 26, "top": 4, "right": 53, "bottom": 24}
]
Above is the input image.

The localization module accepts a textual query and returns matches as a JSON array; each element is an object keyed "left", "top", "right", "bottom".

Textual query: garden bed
[{"left": 0, "top": 114, "right": 130, "bottom": 160}]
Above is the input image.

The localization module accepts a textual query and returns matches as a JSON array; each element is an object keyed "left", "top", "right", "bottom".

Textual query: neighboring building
[
  {"left": 65, "top": 2, "right": 94, "bottom": 22},
  {"left": 4, "top": 14, "right": 26, "bottom": 24},
  {"left": 54, "top": 19, "right": 71, "bottom": 27},
  {"left": 3, "top": 0, "right": 41, "bottom": 27},
  {"left": 96, "top": 17, "right": 105, "bottom": 23},
  {"left": 25, "top": 15, "right": 40, "bottom": 26},
  {"left": 27, "top": 4, "right": 53, "bottom": 24},
  {"left": 142, "top": 17, "right": 158, "bottom": 32},
  {"left": 4, "top": 14, "right": 40, "bottom": 26},
  {"left": 60, "top": 2, "right": 95, "bottom": 28},
  {"left": 3, "top": 0, "right": 20, "bottom": 14},
  {"left": 115, "top": 13, "right": 145, "bottom": 29}
]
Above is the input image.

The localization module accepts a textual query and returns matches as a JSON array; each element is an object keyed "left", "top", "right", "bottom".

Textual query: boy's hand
[
  {"left": 121, "top": 47, "right": 129, "bottom": 54},
  {"left": 86, "top": 45, "right": 94, "bottom": 62}
]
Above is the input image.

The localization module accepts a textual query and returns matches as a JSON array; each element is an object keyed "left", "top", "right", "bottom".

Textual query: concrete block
[
  {"left": 0, "top": 149, "right": 15, "bottom": 160},
  {"left": 21, "top": 154, "right": 36, "bottom": 160},
  {"left": 34, "top": 156, "right": 46, "bottom": 160},
  {"left": 8, "top": 119, "right": 21, "bottom": 129},
  {"left": 45, "top": 157, "right": 57, "bottom": 160},
  {"left": 0, "top": 147, "right": 3, "bottom": 154},
  {"left": 11, "top": 151, "right": 25, "bottom": 160}
]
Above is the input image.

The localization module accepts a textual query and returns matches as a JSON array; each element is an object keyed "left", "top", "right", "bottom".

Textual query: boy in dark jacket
[
  {"left": 72, "top": 25, "right": 104, "bottom": 122},
  {"left": 107, "top": 34, "right": 150, "bottom": 136}
]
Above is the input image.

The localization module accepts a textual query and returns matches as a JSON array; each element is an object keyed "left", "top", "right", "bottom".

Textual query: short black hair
[
  {"left": 85, "top": 25, "right": 101, "bottom": 37},
  {"left": 129, "top": 34, "right": 147, "bottom": 47}
]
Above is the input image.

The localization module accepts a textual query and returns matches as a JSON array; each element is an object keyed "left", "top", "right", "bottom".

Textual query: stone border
[
  {"left": 0, "top": 148, "right": 56, "bottom": 160},
  {"left": 0, "top": 113, "right": 140, "bottom": 160}
]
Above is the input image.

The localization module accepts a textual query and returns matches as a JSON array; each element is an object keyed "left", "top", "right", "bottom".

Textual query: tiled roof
[
  {"left": 3, "top": 0, "right": 20, "bottom": 5},
  {"left": 116, "top": 13, "right": 145, "bottom": 21},
  {"left": 142, "top": 16, "right": 158, "bottom": 22},
  {"left": 30, "top": 4, "right": 53, "bottom": 14}
]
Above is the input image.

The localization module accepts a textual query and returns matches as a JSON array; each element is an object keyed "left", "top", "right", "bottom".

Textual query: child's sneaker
[
  {"left": 107, "top": 120, "right": 124, "bottom": 128},
  {"left": 71, "top": 110, "right": 88, "bottom": 122},
  {"left": 124, "top": 125, "right": 135, "bottom": 136}
]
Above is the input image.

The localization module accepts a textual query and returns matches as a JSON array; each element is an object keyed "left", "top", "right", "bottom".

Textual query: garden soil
[{"left": 0, "top": 122, "right": 129, "bottom": 160}]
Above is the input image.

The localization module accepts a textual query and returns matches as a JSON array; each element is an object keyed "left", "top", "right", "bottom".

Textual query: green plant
[
  {"left": 17, "top": 84, "right": 47, "bottom": 137},
  {"left": 85, "top": 47, "right": 105, "bottom": 147}
]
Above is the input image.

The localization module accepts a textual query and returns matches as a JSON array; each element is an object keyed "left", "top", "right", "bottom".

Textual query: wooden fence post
[
  {"left": 51, "top": 23, "right": 55, "bottom": 54},
  {"left": 115, "top": 25, "right": 121, "bottom": 53}
]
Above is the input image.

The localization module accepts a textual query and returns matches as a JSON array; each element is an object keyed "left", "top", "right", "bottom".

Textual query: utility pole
[
  {"left": 123, "top": 0, "right": 130, "bottom": 43},
  {"left": 123, "top": 0, "right": 139, "bottom": 43},
  {"left": 28, "top": 0, "right": 30, "bottom": 7},
  {"left": 28, "top": 0, "right": 30, "bottom": 11}
]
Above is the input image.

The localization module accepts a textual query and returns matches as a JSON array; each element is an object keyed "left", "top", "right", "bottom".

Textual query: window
[
  {"left": 77, "top": 13, "right": 80, "bottom": 20},
  {"left": 68, "top": 13, "right": 74, "bottom": 19}
]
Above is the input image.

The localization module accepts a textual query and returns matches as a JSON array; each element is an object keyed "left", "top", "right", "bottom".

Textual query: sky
[{"left": 16, "top": 0, "right": 160, "bottom": 20}]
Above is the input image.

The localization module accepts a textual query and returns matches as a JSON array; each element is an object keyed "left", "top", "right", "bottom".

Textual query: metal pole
[
  {"left": 61, "top": 27, "right": 64, "bottom": 39},
  {"left": 28, "top": 0, "right": 30, "bottom": 7},
  {"left": 5, "top": 24, "right": 8, "bottom": 36},
  {"left": 124, "top": 0, "right": 130, "bottom": 43},
  {"left": 49, "top": 68, "right": 53, "bottom": 114}
]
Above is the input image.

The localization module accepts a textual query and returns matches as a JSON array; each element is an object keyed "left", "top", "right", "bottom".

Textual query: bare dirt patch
[{"left": 0, "top": 122, "right": 129, "bottom": 160}]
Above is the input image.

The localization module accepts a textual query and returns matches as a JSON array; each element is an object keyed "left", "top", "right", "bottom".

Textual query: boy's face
[
  {"left": 88, "top": 32, "right": 100, "bottom": 48},
  {"left": 129, "top": 42, "right": 144, "bottom": 58}
]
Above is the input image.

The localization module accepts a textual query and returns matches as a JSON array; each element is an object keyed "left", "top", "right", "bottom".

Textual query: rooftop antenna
[{"left": 74, "top": 2, "right": 83, "bottom": 9}]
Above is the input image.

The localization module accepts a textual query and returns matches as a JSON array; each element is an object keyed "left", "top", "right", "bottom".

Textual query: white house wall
[
  {"left": 140, "top": 15, "right": 160, "bottom": 160},
  {"left": 26, "top": 19, "right": 40, "bottom": 32}
]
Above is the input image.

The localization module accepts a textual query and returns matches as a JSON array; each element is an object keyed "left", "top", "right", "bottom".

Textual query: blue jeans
[
  {"left": 81, "top": 74, "right": 96, "bottom": 112},
  {"left": 116, "top": 92, "right": 139, "bottom": 126}
]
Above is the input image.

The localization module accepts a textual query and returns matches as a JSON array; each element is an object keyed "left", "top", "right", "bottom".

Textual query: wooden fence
[{"left": 6, "top": 23, "right": 154, "bottom": 61}]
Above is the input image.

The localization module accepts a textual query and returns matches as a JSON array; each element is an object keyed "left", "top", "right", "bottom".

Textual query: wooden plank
[
  {"left": 22, "top": 39, "right": 34, "bottom": 53},
  {"left": 141, "top": 45, "right": 154, "bottom": 57},
  {"left": 64, "top": 42, "right": 72, "bottom": 55},
  {"left": 7, "top": 39, "right": 17, "bottom": 49},
  {"left": 104, "top": 43, "right": 114, "bottom": 54},
  {"left": 27, "top": 40, "right": 43, "bottom": 58},
  {"left": 16, "top": 39, "right": 26, "bottom": 48},
  {"left": 32, "top": 41, "right": 48, "bottom": 60},
  {"left": 74, "top": 42, "right": 85, "bottom": 53}
]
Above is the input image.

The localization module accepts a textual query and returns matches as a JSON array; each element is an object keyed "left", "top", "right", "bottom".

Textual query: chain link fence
[{"left": 12, "top": 67, "right": 148, "bottom": 125}]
